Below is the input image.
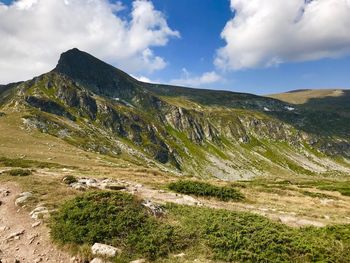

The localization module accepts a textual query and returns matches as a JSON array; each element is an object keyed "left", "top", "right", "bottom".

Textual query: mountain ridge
[{"left": 1, "top": 48, "right": 349, "bottom": 179}]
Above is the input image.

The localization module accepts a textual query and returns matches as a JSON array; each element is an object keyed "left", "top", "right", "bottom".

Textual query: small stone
[
  {"left": 0, "top": 226, "right": 10, "bottom": 231},
  {"left": 28, "top": 233, "right": 39, "bottom": 244},
  {"left": 7, "top": 230, "right": 25, "bottom": 240},
  {"left": 32, "top": 221, "right": 41, "bottom": 228},
  {"left": 173, "top": 253, "right": 186, "bottom": 258},
  {"left": 91, "top": 243, "right": 121, "bottom": 257},
  {"left": 130, "top": 259, "right": 146, "bottom": 263}
]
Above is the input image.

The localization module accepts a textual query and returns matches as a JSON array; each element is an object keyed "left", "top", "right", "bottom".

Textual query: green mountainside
[{"left": 1, "top": 48, "right": 349, "bottom": 179}]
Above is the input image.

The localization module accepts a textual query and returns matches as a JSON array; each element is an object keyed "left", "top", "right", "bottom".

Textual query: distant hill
[{"left": 268, "top": 89, "right": 347, "bottom": 105}]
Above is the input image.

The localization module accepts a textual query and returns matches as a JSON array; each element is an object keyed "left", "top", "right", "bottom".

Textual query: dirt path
[{"left": 0, "top": 182, "right": 72, "bottom": 263}]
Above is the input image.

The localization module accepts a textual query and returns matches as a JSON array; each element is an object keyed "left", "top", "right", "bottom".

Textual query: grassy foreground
[{"left": 50, "top": 191, "right": 350, "bottom": 262}]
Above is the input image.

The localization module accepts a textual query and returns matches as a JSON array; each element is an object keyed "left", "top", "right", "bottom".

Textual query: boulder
[
  {"left": 15, "top": 192, "right": 32, "bottom": 206},
  {"left": 30, "top": 206, "right": 49, "bottom": 220},
  {"left": 141, "top": 200, "right": 165, "bottom": 217},
  {"left": 78, "top": 178, "right": 98, "bottom": 187},
  {"left": 70, "top": 182, "right": 87, "bottom": 191},
  {"left": 91, "top": 243, "right": 121, "bottom": 257}
]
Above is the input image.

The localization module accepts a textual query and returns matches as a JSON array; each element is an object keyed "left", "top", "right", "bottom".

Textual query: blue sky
[{"left": 1, "top": 0, "right": 350, "bottom": 95}]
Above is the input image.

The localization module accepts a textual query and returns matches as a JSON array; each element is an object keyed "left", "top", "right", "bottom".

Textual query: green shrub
[
  {"left": 50, "top": 191, "right": 350, "bottom": 262},
  {"left": 8, "top": 169, "right": 32, "bottom": 176},
  {"left": 168, "top": 180, "right": 244, "bottom": 201},
  {"left": 167, "top": 204, "right": 350, "bottom": 263},
  {"left": 50, "top": 191, "right": 189, "bottom": 260}
]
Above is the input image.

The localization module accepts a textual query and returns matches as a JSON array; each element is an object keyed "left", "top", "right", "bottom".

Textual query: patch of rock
[
  {"left": 91, "top": 243, "right": 121, "bottom": 258},
  {"left": 90, "top": 258, "right": 113, "bottom": 263},
  {"left": 15, "top": 192, "right": 32, "bottom": 206},
  {"left": 6, "top": 230, "right": 25, "bottom": 241},
  {"left": 130, "top": 259, "right": 147, "bottom": 263},
  {"left": 0, "top": 188, "right": 10, "bottom": 197},
  {"left": 65, "top": 177, "right": 132, "bottom": 192},
  {"left": 30, "top": 206, "right": 49, "bottom": 220},
  {"left": 141, "top": 200, "right": 165, "bottom": 217}
]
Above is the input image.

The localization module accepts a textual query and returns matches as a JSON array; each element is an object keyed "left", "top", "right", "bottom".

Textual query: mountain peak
[{"left": 54, "top": 48, "right": 137, "bottom": 98}]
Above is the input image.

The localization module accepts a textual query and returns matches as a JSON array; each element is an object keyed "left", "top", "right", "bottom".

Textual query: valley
[{"left": 0, "top": 49, "right": 349, "bottom": 262}]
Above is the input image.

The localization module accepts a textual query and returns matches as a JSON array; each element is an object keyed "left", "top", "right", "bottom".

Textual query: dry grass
[{"left": 267, "top": 89, "right": 345, "bottom": 104}]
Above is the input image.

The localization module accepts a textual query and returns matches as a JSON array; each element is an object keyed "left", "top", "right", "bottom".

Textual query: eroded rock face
[
  {"left": 25, "top": 96, "right": 76, "bottom": 121},
  {"left": 164, "top": 106, "right": 218, "bottom": 143},
  {"left": 91, "top": 243, "right": 121, "bottom": 257}
]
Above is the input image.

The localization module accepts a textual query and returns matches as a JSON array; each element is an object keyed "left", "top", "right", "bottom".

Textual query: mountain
[{"left": 1, "top": 48, "right": 349, "bottom": 179}]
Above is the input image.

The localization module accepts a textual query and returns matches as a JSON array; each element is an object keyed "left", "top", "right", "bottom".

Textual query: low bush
[
  {"left": 50, "top": 191, "right": 350, "bottom": 262},
  {"left": 8, "top": 169, "right": 32, "bottom": 176},
  {"left": 168, "top": 180, "right": 244, "bottom": 201},
  {"left": 167, "top": 204, "right": 350, "bottom": 263},
  {"left": 50, "top": 191, "right": 189, "bottom": 260}
]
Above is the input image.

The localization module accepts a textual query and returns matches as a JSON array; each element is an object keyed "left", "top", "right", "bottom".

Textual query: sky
[{"left": 0, "top": 0, "right": 350, "bottom": 95}]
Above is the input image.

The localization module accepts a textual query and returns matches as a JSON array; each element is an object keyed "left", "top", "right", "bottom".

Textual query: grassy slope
[
  {"left": 1, "top": 50, "right": 349, "bottom": 179},
  {"left": 268, "top": 89, "right": 345, "bottom": 105}
]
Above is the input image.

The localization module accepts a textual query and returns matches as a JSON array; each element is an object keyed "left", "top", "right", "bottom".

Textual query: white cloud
[
  {"left": 0, "top": 0, "right": 179, "bottom": 84},
  {"left": 130, "top": 74, "right": 152, "bottom": 83},
  {"left": 215, "top": 0, "right": 350, "bottom": 70},
  {"left": 170, "top": 68, "right": 223, "bottom": 87}
]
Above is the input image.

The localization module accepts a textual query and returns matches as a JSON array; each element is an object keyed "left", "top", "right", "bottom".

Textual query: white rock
[
  {"left": 173, "top": 253, "right": 186, "bottom": 258},
  {"left": 32, "top": 221, "right": 41, "bottom": 228},
  {"left": 7, "top": 230, "right": 25, "bottom": 240},
  {"left": 0, "top": 226, "right": 10, "bottom": 231},
  {"left": 15, "top": 192, "right": 32, "bottom": 206},
  {"left": 90, "top": 258, "right": 106, "bottom": 263},
  {"left": 91, "top": 243, "right": 121, "bottom": 257},
  {"left": 130, "top": 259, "right": 146, "bottom": 263},
  {"left": 30, "top": 207, "right": 49, "bottom": 220},
  {"left": 142, "top": 200, "right": 165, "bottom": 217},
  {"left": 70, "top": 182, "right": 87, "bottom": 191}
]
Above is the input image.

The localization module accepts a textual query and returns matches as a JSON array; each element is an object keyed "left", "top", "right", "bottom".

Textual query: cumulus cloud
[
  {"left": 170, "top": 68, "right": 223, "bottom": 87},
  {"left": 215, "top": 0, "right": 350, "bottom": 70},
  {"left": 130, "top": 74, "right": 152, "bottom": 83},
  {"left": 0, "top": 0, "right": 179, "bottom": 84}
]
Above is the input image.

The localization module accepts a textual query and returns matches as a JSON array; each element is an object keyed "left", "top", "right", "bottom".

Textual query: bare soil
[{"left": 0, "top": 182, "right": 71, "bottom": 263}]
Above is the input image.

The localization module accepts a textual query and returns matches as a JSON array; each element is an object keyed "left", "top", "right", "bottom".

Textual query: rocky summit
[{"left": 1, "top": 48, "right": 349, "bottom": 180}]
